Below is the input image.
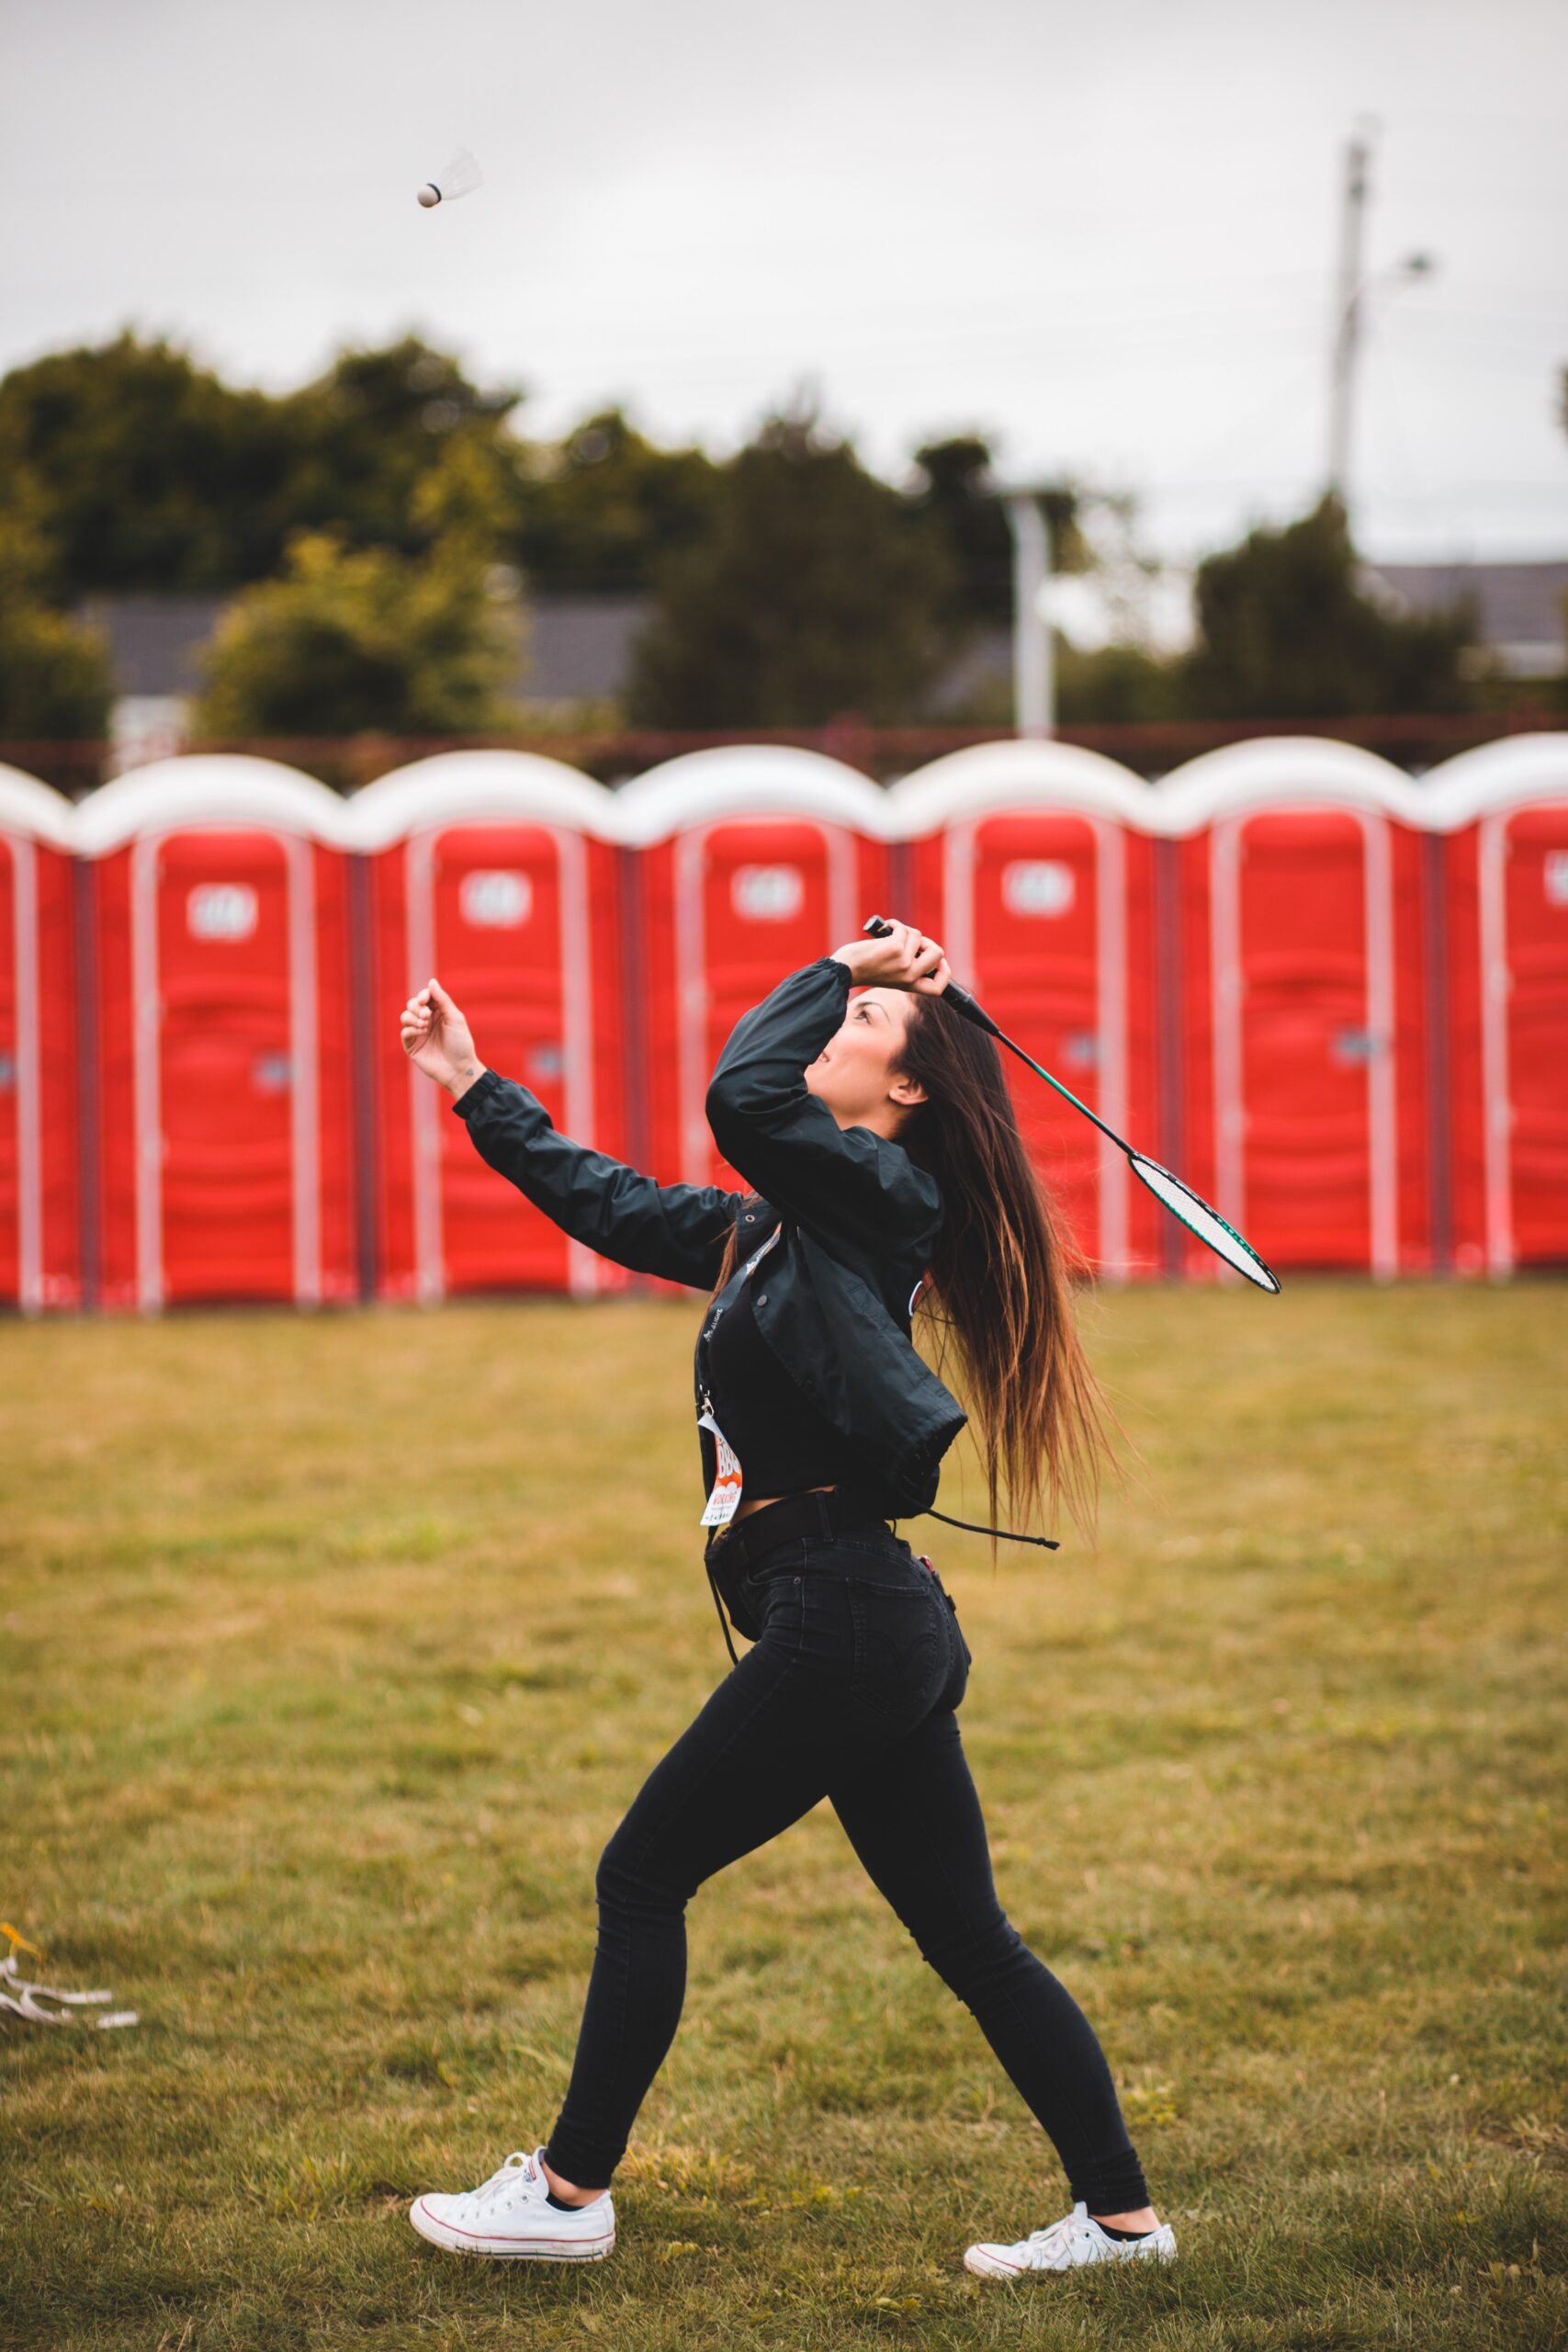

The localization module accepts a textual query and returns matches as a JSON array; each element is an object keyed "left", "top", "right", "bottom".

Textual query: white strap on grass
[{"left": 0, "top": 1930, "right": 138, "bottom": 2030}]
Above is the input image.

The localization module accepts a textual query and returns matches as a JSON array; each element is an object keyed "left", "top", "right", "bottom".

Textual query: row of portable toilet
[{"left": 1, "top": 735, "right": 1564, "bottom": 1315}]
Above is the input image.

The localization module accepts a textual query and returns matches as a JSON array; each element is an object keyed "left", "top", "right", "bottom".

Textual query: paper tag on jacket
[{"left": 697, "top": 1407, "right": 743, "bottom": 1526}]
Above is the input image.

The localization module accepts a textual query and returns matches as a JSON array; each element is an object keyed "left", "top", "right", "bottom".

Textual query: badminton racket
[{"left": 861, "top": 914, "right": 1280, "bottom": 1293}]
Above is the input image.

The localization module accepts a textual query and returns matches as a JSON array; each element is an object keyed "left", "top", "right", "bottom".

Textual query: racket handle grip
[{"left": 861, "top": 915, "right": 998, "bottom": 1035}]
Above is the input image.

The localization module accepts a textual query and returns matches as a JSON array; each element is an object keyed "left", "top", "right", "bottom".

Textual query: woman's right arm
[{"left": 401, "top": 978, "right": 741, "bottom": 1291}]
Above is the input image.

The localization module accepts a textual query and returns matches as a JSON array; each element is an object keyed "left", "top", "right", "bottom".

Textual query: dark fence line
[{"left": 6, "top": 706, "right": 1567, "bottom": 796}]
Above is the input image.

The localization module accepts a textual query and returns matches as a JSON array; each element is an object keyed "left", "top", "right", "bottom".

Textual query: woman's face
[{"left": 805, "top": 986, "right": 927, "bottom": 1134}]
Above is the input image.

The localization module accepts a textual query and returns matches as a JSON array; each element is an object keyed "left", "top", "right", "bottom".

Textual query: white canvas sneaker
[
  {"left": 410, "top": 2143, "right": 615, "bottom": 2261},
  {"left": 964, "top": 2197, "right": 1177, "bottom": 2277}
]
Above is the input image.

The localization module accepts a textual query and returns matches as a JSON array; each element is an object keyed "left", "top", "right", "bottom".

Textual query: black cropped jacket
[{"left": 449, "top": 954, "right": 969, "bottom": 1520}]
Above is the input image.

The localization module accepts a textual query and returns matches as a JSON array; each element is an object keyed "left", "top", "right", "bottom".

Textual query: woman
[{"left": 399, "top": 920, "right": 1176, "bottom": 2278}]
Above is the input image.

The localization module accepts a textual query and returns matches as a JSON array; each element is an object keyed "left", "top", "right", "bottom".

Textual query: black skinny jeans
[{"left": 543, "top": 1520, "right": 1150, "bottom": 2214}]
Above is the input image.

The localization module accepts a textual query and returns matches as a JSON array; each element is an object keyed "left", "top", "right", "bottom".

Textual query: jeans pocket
[
  {"left": 713, "top": 1569, "right": 761, "bottom": 1645},
  {"left": 845, "top": 1577, "right": 947, "bottom": 1735},
  {"left": 731, "top": 1561, "right": 795, "bottom": 1643}
]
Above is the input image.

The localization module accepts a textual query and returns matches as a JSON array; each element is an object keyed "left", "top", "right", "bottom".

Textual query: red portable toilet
[
  {"left": 76, "top": 757, "right": 358, "bottom": 1312},
  {"left": 1426, "top": 736, "right": 1568, "bottom": 1274},
  {"left": 348, "top": 752, "right": 630, "bottom": 1301},
  {"left": 886, "top": 741, "right": 1164, "bottom": 1280},
  {"left": 614, "top": 750, "right": 894, "bottom": 1265},
  {"left": 0, "top": 765, "right": 82, "bottom": 1314},
  {"left": 1157, "top": 741, "right": 1433, "bottom": 1279}
]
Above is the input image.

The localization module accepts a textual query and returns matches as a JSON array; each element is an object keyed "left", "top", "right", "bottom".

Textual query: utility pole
[
  {"left": 1004, "top": 492, "right": 1054, "bottom": 738},
  {"left": 1326, "top": 126, "right": 1371, "bottom": 503},
  {"left": 1326, "top": 123, "right": 1435, "bottom": 515}
]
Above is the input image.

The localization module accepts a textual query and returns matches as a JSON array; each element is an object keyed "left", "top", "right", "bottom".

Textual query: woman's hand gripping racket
[{"left": 862, "top": 915, "right": 1280, "bottom": 1293}]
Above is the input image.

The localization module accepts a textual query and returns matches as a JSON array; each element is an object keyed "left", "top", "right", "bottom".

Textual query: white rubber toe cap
[{"left": 964, "top": 2239, "right": 1033, "bottom": 2278}]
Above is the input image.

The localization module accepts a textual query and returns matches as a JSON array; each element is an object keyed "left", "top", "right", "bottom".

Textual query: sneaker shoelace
[
  {"left": 1024, "top": 2202, "right": 1098, "bottom": 2256},
  {"left": 470, "top": 2150, "right": 540, "bottom": 2209}
]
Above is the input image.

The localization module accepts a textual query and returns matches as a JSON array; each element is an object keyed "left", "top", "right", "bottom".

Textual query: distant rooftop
[
  {"left": 79, "top": 589, "right": 651, "bottom": 709},
  {"left": 519, "top": 594, "right": 649, "bottom": 707},
  {"left": 1360, "top": 560, "right": 1568, "bottom": 676},
  {"left": 81, "top": 594, "right": 228, "bottom": 697},
  {"left": 77, "top": 560, "right": 1568, "bottom": 720}
]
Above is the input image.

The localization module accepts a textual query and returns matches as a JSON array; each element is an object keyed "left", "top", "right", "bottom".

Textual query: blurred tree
[
  {"left": 0, "top": 492, "right": 111, "bottom": 737},
  {"left": 904, "top": 437, "right": 1014, "bottom": 624},
  {"left": 512, "top": 410, "right": 721, "bottom": 594},
  {"left": 1057, "top": 641, "right": 1184, "bottom": 725},
  {"left": 1181, "top": 494, "right": 1470, "bottom": 718},
  {"left": 4, "top": 333, "right": 1135, "bottom": 683},
  {"left": 904, "top": 437, "right": 1087, "bottom": 628},
  {"left": 0, "top": 332, "right": 525, "bottom": 594},
  {"left": 279, "top": 335, "right": 525, "bottom": 557},
  {"left": 628, "top": 409, "right": 954, "bottom": 726},
  {"left": 410, "top": 424, "right": 526, "bottom": 563},
  {"left": 193, "top": 530, "right": 523, "bottom": 737},
  {"left": 0, "top": 333, "right": 295, "bottom": 593}
]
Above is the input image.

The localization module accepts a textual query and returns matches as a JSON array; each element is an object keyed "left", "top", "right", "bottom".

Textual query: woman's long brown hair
[
  {"left": 705, "top": 986, "right": 1119, "bottom": 1556},
  {"left": 892, "top": 989, "right": 1120, "bottom": 1554}
]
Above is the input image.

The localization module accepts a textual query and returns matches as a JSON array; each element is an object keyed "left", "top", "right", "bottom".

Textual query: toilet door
[
  {"left": 403, "top": 821, "right": 598, "bottom": 1297},
  {"left": 1478, "top": 801, "right": 1568, "bottom": 1270},
  {"left": 0, "top": 839, "right": 28, "bottom": 1306},
  {"left": 134, "top": 827, "right": 318, "bottom": 1306},
  {"left": 673, "top": 819, "right": 857, "bottom": 1186},
  {"left": 1210, "top": 808, "right": 1396, "bottom": 1274},
  {"left": 943, "top": 810, "right": 1130, "bottom": 1275}
]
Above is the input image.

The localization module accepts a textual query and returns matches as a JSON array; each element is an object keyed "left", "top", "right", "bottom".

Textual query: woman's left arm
[{"left": 704, "top": 956, "right": 943, "bottom": 1261}]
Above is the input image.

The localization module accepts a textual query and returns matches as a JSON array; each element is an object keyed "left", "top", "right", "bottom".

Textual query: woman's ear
[{"left": 889, "top": 1071, "right": 928, "bottom": 1110}]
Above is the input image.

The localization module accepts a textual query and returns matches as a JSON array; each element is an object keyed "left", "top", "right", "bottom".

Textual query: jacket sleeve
[
  {"left": 704, "top": 956, "right": 943, "bottom": 1261},
  {"left": 450, "top": 1068, "right": 741, "bottom": 1290}
]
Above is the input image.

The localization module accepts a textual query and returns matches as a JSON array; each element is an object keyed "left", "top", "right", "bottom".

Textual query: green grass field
[{"left": 1, "top": 1281, "right": 1564, "bottom": 2351}]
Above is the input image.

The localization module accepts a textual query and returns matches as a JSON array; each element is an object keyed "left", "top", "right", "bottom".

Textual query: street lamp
[
  {"left": 1325, "top": 128, "right": 1437, "bottom": 506},
  {"left": 1327, "top": 250, "right": 1436, "bottom": 502}
]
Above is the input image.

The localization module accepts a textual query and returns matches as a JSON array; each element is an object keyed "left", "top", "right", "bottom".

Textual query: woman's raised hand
[
  {"left": 830, "top": 920, "right": 952, "bottom": 996},
  {"left": 400, "top": 978, "right": 484, "bottom": 1095}
]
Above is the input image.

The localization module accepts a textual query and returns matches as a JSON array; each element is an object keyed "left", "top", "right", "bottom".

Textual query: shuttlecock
[{"left": 417, "top": 147, "right": 482, "bottom": 208}]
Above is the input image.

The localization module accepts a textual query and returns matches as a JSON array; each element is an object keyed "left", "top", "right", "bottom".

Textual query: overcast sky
[{"left": 4, "top": 0, "right": 1565, "bottom": 568}]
